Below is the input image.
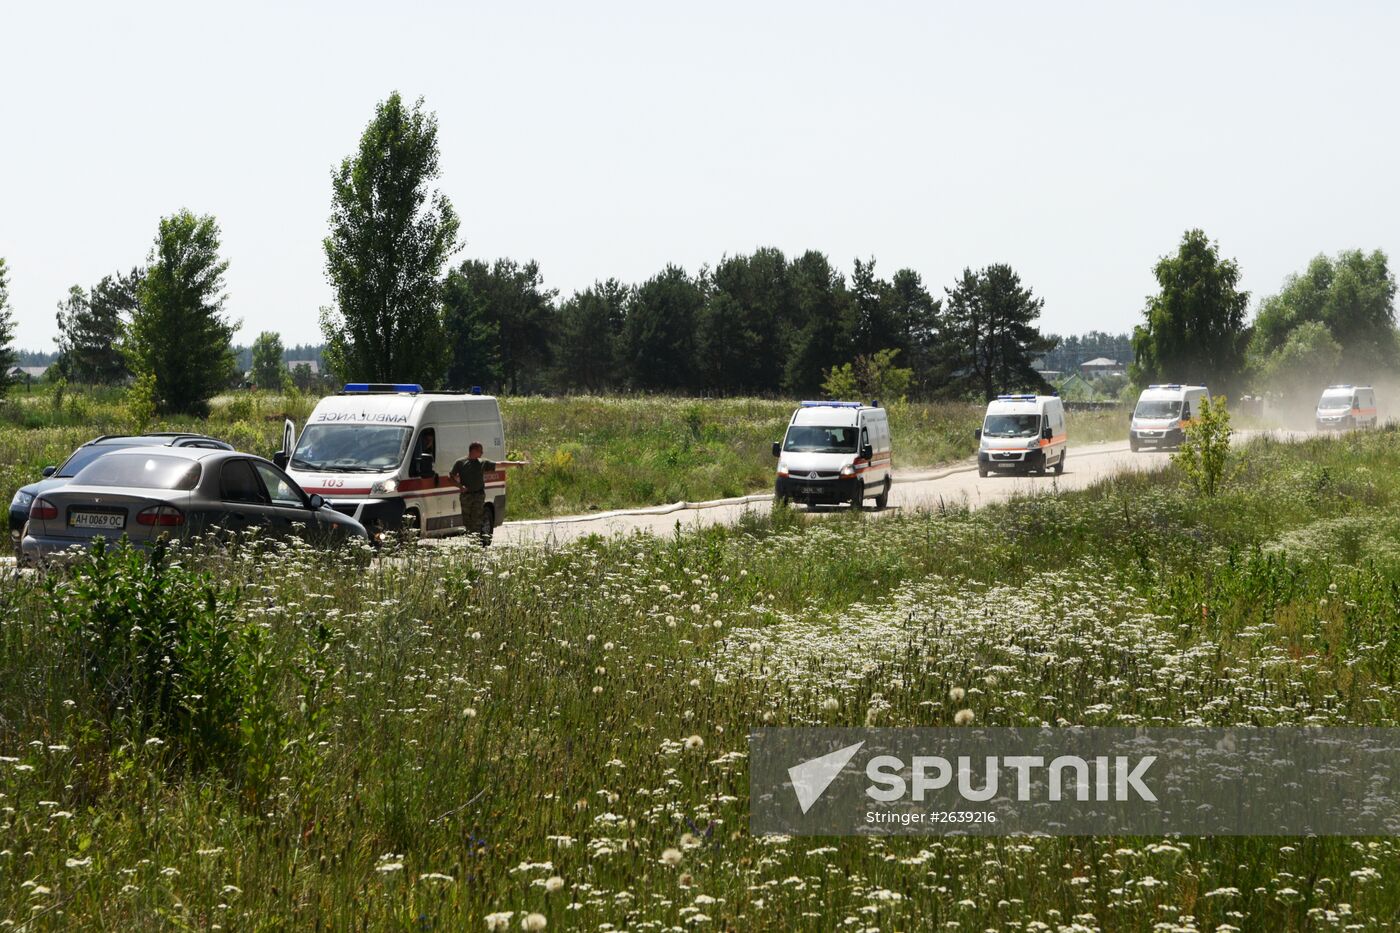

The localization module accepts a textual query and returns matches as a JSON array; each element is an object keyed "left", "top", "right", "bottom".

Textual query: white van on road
[
  {"left": 1315, "top": 385, "right": 1377, "bottom": 430},
  {"left": 772, "top": 401, "right": 892, "bottom": 509},
  {"left": 976, "top": 395, "right": 1067, "bottom": 477},
  {"left": 277, "top": 383, "right": 509, "bottom": 541},
  {"left": 1129, "top": 384, "right": 1210, "bottom": 452}
]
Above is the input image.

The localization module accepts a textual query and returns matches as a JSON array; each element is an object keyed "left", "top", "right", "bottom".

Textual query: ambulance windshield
[
  {"left": 1318, "top": 390, "right": 1353, "bottom": 411},
  {"left": 290, "top": 424, "right": 412, "bottom": 472},
  {"left": 783, "top": 426, "right": 858, "bottom": 453},
  {"left": 982, "top": 414, "right": 1040, "bottom": 438},
  {"left": 1135, "top": 400, "right": 1181, "bottom": 419}
]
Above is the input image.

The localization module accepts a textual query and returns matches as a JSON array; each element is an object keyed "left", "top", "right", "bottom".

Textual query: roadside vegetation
[
  {"left": 0, "top": 387, "right": 1130, "bottom": 521},
  {"left": 2, "top": 429, "right": 1398, "bottom": 928}
]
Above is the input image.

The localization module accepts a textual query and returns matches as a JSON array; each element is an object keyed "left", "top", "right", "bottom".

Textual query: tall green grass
[{"left": 1, "top": 431, "right": 1397, "bottom": 928}]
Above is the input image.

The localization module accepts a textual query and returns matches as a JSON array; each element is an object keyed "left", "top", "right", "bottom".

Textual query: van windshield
[
  {"left": 1135, "top": 400, "right": 1181, "bottom": 419},
  {"left": 1319, "top": 391, "right": 1353, "bottom": 410},
  {"left": 983, "top": 414, "right": 1040, "bottom": 437},
  {"left": 783, "top": 426, "right": 858, "bottom": 453},
  {"left": 290, "top": 424, "right": 411, "bottom": 472}
]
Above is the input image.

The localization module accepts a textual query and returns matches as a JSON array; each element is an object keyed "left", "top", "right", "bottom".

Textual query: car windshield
[
  {"left": 72, "top": 454, "right": 201, "bottom": 490},
  {"left": 1135, "top": 400, "right": 1181, "bottom": 419},
  {"left": 290, "top": 424, "right": 412, "bottom": 472},
  {"left": 1319, "top": 391, "right": 1353, "bottom": 410},
  {"left": 982, "top": 414, "right": 1040, "bottom": 437},
  {"left": 57, "top": 437, "right": 221, "bottom": 477},
  {"left": 783, "top": 425, "right": 858, "bottom": 453}
]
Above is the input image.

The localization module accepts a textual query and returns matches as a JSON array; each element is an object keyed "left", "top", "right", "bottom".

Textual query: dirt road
[{"left": 488, "top": 438, "right": 1159, "bottom": 547}]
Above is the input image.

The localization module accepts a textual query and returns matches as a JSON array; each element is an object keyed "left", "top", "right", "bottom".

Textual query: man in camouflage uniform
[{"left": 451, "top": 442, "right": 525, "bottom": 544}]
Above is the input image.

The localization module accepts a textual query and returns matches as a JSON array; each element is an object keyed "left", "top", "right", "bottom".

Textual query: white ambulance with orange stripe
[
  {"left": 1315, "top": 384, "right": 1377, "bottom": 430},
  {"left": 275, "top": 383, "right": 508, "bottom": 540},
  {"left": 772, "top": 401, "right": 893, "bottom": 509},
  {"left": 976, "top": 394, "right": 1067, "bottom": 477}
]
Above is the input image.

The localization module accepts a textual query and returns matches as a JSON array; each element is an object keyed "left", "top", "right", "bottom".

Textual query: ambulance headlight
[
  {"left": 370, "top": 478, "right": 399, "bottom": 495},
  {"left": 839, "top": 464, "right": 856, "bottom": 477},
  {"left": 1026, "top": 439, "right": 1039, "bottom": 450},
  {"left": 777, "top": 461, "right": 790, "bottom": 476}
]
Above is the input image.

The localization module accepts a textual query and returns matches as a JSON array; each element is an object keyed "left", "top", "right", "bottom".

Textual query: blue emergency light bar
[
  {"left": 800, "top": 400, "right": 863, "bottom": 408},
  {"left": 343, "top": 383, "right": 423, "bottom": 394},
  {"left": 997, "top": 394, "right": 1038, "bottom": 401}
]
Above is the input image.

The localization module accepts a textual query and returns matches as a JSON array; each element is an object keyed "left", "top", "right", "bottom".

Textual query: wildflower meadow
[{"left": 2, "top": 428, "right": 1398, "bottom": 929}]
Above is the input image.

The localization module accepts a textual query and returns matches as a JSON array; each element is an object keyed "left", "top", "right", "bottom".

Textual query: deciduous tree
[
  {"left": 251, "top": 331, "right": 288, "bottom": 391},
  {"left": 0, "top": 259, "right": 16, "bottom": 393},
  {"left": 322, "top": 92, "right": 459, "bottom": 385},
  {"left": 1131, "top": 229, "right": 1249, "bottom": 392},
  {"left": 1250, "top": 249, "right": 1397, "bottom": 379}
]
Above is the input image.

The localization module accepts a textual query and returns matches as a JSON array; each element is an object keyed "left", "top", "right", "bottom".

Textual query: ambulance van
[
  {"left": 276, "top": 383, "right": 508, "bottom": 541},
  {"left": 772, "top": 401, "right": 892, "bottom": 509},
  {"left": 975, "top": 395, "right": 1067, "bottom": 477},
  {"left": 1315, "top": 385, "right": 1377, "bottom": 430},
  {"left": 1129, "top": 384, "right": 1209, "bottom": 452}
]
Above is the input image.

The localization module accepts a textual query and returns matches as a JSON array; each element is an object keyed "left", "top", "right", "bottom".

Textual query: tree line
[{"left": 2, "top": 91, "right": 1394, "bottom": 414}]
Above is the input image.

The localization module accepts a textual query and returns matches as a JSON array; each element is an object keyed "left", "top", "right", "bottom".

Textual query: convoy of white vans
[
  {"left": 275, "top": 383, "right": 509, "bottom": 540},
  {"left": 1315, "top": 385, "right": 1377, "bottom": 431},
  {"left": 975, "top": 395, "right": 1067, "bottom": 477},
  {"left": 772, "top": 401, "right": 893, "bottom": 508},
  {"left": 21, "top": 377, "right": 1388, "bottom": 556}
]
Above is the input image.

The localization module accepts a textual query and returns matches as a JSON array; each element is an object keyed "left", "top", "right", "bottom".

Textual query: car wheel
[
  {"left": 1054, "top": 450, "right": 1066, "bottom": 474},
  {"left": 978, "top": 467, "right": 988, "bottom": 478},
  {"left": 403, "top": 508, "right": 422, "bottom": 536},
  {"left": 875, "top": 478, "right": 890, "bottom": 510},
  {"left": 1130, "top": 439, "right": 1140, "bottom": 453}
]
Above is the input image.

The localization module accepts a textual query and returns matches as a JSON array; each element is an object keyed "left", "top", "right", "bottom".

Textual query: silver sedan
[{"left": 21, "top": 447, "right": 368, "bottom": 561}]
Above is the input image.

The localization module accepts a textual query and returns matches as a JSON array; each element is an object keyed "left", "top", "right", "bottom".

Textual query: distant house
[
  {"left": 8, "top": 365, "right": 50, "bottom": 381},
  {"left": 1080, "top": 357, "right": 1123, "bottom": 375},
  {"left": 285, "top": 360, "right": 319, "bottom": 374},
  {"left": 1054, "top": 372, "right": 1098, "bottom": 400}
]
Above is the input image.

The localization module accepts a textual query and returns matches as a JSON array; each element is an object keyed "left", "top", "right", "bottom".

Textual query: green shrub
[
  {"left": 1173, "top": 395, "right": 1240, "bottom": 497},
  {"left": 49, "top": 539, "right": 245, "bottom": 769}
]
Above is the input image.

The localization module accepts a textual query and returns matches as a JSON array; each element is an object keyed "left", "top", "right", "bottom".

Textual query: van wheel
[
  {"left": 403, "top": 509, "right": 423, "bottom": 535},
  {"left": 875, "top": 478, "right": 890, "bottom": 510},
  {"left": 1054, "top": 451, "right": 1065, "bottom": 475},
  {"left": 978, "top": 467, "right": 988, "bottom": 478},
  {"left": 1129, "top": 439, "right": 1140, "bottom": 453},
  {"left": 850, "top": 484, "right": 863, "bottom": 511}
]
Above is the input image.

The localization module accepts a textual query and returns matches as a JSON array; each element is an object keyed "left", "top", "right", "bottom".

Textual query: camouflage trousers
[{"left": 460, "top": 492, "right": 487, "bottom": 542}]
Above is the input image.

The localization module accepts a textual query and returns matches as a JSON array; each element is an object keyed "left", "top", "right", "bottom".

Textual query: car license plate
[{"left": 69, "top": 510, "right": 125, "bottom": 530}]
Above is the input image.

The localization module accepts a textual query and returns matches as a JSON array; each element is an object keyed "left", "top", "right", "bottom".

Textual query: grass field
[
  {"left": 1, "top": 429, "right": 1397, "bottom": 928},
  {"left": 0, "top": 387, "right": 1129, "bottom": 522}
]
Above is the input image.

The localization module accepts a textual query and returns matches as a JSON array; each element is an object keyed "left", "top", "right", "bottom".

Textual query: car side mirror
[
  {"left": 416, "top": 453, "right": 434, "bottom": 477},
  {"left": 41, "top": 466, "right": 56, "bottom": 478},
  {"left": 861, "top": 444, "right": 874, "bottom": 461},
  {"left": 273, "top": 451, "right": 288, "bottom": 469},
  {"left": 307, "top": 493, "right": 325, "bottom": 510},
  {"left": 973, "top": 428, "right": 982, "bottom": 440},
  {"left": 1042, "top": 426, "right": 1053, "bottom": 440},
  {"left": 771, "top": 441, "right": 781, "bottom": 457}
]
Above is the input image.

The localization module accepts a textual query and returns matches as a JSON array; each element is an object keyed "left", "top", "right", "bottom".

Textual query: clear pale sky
[{"left": 2, "top": 1, "right": 1397, "bottom": 351}]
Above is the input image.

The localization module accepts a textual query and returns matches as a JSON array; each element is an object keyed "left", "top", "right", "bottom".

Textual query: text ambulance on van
[
  {"left": 772, "top": 401, "right": 892, "bottom": 509},
  {"left": 1129, "top": 384, "right": 1209, "bottom": 452},
  {"left": 275, "top": 383, "right": 508, "bottom": 541},
  {"left": 975, "top": 395, "right": 1066, "bottom": 477}
]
